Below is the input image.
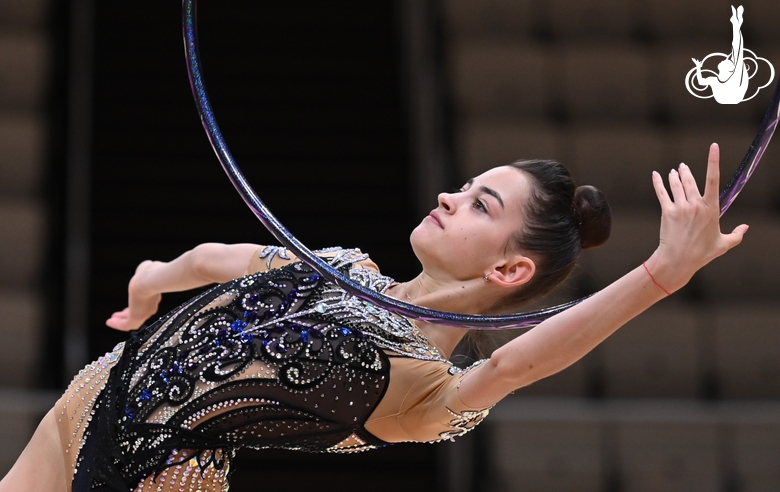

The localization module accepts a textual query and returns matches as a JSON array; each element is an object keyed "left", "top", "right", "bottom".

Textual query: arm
[
  {"left": 692, "top": 58, "right": 709, "bottom": 87},
  {"left": 458, "top": 144, "right": 749, "bottom": 408},
  {"left": 106, "top": 242, "right": 262, "bottom": 331}
]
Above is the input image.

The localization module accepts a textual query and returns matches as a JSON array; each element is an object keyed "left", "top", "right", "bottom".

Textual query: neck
[{"left": 386, "top": 272, "right": 493, "bottom": 358}]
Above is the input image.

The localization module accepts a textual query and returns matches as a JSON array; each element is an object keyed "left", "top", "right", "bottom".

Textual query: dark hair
[
  {"left": 496, "top": 159, "right": 611, "bottom": 310},
  {"left": 460, "top": 159, "right": 611, "bottom": 361}
]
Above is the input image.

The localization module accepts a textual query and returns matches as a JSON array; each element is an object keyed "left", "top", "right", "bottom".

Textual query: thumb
[{"left": 722, "top": 224, "right": 749, "bottom": 250}]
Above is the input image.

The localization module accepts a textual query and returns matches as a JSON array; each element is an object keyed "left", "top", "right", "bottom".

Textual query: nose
[{"left": 437, "top": 192, "right": 455, "bottom": 213}]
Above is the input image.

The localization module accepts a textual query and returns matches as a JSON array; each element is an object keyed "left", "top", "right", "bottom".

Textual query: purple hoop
[{"left": 182, "top": 0, "right": 779, "bottom": 329}]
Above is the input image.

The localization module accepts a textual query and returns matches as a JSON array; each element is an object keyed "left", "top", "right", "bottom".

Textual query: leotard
[{"left": 55, "top": 247, "right": 491, "bottom": 491}]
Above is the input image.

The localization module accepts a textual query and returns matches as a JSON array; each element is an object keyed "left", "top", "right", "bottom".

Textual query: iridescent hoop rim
[{"left": 182, "top": 0, "right": 779, "bottom": 329}]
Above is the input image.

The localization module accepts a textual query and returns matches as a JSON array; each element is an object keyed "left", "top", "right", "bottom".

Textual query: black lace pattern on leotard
[{"left": 74, "top": 248, "right": 441, "bottom": 491}]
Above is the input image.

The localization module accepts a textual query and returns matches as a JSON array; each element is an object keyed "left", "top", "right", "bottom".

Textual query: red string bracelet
[{"left": 643, "top": 261, "right": 671, "bottom": 296}]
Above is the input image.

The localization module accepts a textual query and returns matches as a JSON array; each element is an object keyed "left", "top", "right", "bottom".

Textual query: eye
[
  {"left": 452, "top": 187, "right": 465, "bottom": 193},
  {"left": 472, "top": 199, "right": 487, "bottom": 213}
]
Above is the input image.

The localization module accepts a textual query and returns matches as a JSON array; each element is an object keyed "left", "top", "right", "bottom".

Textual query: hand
[
  {"left": 106, "top": 260, "right": 163, "bottom": 331},
  {"left": 648, "top": 143, "right": 748, "bottom": 292}
]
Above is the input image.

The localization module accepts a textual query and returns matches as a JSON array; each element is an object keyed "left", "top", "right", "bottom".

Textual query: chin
[{"left": 409, "top": 225, "right": 441, "bottom": 268}]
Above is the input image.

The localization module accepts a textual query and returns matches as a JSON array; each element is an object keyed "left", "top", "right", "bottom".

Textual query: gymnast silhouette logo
[{"left": 685, "top": 5, "right": 774, "bottom": 104}]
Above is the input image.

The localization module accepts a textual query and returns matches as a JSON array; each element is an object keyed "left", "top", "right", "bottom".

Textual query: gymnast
[{"left": 0, "top": 143, "right": 749, "bottom": 491}]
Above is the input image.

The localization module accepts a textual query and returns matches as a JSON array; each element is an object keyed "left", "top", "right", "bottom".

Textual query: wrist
[
  {"left": 129, "top": 260, "right": 162, "bottom": 299},
  {"left": 644, "top": 250, "right": 691, "bottom": 295}
]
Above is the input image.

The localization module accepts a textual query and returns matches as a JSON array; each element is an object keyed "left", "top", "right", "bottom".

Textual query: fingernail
[
  {"left": 679, "top": 163, "right": 688, "bottom": 169},
  {"left": 670, "top": 169, "right": 678, "bottom": 174}
]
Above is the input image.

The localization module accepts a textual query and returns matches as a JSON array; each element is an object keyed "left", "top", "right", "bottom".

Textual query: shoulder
[
  {"left": 366, "top": 356, "right": 491, "bottom": 444},
  {"left": 246, "top": 245, "right": 380, "bottom": 275}
]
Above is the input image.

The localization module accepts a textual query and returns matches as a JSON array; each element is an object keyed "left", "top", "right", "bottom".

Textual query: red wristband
[{"left": 643, "top": 261, "right": 671, "bottom": 296}]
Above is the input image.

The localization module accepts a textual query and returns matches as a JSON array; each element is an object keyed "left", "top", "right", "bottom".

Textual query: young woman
[{"left": 0, "top": 144, "right": 748, "bottom": 492}]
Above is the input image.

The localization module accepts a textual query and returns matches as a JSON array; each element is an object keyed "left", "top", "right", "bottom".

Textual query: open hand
[
  {"left": 648, "top": 143, "right": 748, "bottom": 292},
  {"left": 106, "top": 260, "right": 163, "bottom": 331}
]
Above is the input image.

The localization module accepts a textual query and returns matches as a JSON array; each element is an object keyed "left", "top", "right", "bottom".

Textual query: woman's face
[{"left": 410, "top": 166, "right": 533, "bottom": 281}]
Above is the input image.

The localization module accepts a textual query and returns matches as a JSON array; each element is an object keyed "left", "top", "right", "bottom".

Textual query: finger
[
  {"left": 703, "top": 143, "right": 721, "bottom": 204},
  {"left": 667, "top": 168, "right": 686, "bottom": 203},
  {"left": 651, "top": 171, "right": 672, "bottom": 208},
  {"left": 677, "top": 162, "right": 701, "bottom": 200},
  {"left": 722, "top": 224, "right": 749, "bottom": 251},
  {"left": 106, "top": 317, "right": 125, "bottom": 330},
  {"left": 105, "top": 309, "right": 129, "bottom": 327}
]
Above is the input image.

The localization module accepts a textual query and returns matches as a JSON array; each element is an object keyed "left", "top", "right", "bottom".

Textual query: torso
[{"left": 56, "top": 247, "right": 490, "bottom": 492}]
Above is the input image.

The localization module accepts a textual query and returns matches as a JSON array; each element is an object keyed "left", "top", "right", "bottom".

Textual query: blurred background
[{"left": 0, "top": 0, "right": 779, "bottom": 490}]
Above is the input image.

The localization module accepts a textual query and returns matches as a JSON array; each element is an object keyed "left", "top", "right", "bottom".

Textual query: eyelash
[{"left": 453, "top": 187, "right": 487, "bottom": 213}]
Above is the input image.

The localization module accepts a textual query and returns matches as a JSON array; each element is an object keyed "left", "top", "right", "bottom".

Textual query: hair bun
[{"left": 574, "top": 185, "right": 611, "bottom": 249}]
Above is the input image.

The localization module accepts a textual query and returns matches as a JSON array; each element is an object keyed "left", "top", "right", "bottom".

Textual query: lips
[{"left": 427, "top": 210, "right": 443, "bottom": 229}]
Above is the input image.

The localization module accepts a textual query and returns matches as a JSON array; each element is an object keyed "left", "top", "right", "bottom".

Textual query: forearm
[{"left": 133, "top": 243, "right": 260, "bottom": 296}]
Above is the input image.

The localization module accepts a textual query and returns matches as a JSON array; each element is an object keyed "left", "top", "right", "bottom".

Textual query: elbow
[
  {"left": 489, "top": 346, "right": 539, "bottom": 392},
  {"left": 190, "top": 243, "right": 224, "bottom": 282},
  {"left": 489, "top": 343, "right": 568, "bottom": 391}
]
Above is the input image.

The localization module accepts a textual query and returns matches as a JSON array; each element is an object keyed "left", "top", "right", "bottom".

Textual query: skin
[{"left": 0, "top": 144, "right": 748, "bottom": 491}]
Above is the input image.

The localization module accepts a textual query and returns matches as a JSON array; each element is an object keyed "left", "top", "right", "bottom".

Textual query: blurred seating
[
  {"left": 444, "top": 2, "right": 780, "bottom": 488},
  {"left": 578, "top": 211, "right": 659, "bottom": 290},
  {"left": 0, "top": 115, "right": 45, "bottom": 198},
  {"left": 0, "top": 290, "right": 42, "bottom": 387},
  {"left": 560, "top": 45, "right": 652, "bottom": 121},
  {"left": 641, "top": 0, "right": 733, "bottom": 42},
  {"left": 749, "top": 0, "right": 780, "bottom": 44},
  {"left": 547, "top": 0, "right": 635, "bottom": 40},
  {"left": 714, "top": 303, "right": 780, "bottom": 399},
  {"left": 0, "top": 199, "right": 45, "bottom": 289},
  {"left": 442, "top": 0, "right": 536, "bottom": 39},
  {"left": 0, "top": 0, "right": 47, "bottom": 28},
  {"left": 600, "top": 303, "right": 702, "bottom": 398},
  {"left": 617, "top": 422, "right": 719, "bottom": 491},
  {"left": 456, "top": 121, "right": 563, "bottom": 181},
  {"left": 569, "top": 124, "right": 667, "bottom": 208},
  {"left": 734, "top": 423, "right": 780, "bottom": 491},
  {"left": 697, "top": 214, "right": 780, "bottom": 300},
  {"left": 489, "top": 421, "right": 603, "bottom": 491},
  {"left": 449, "top": 41, "right": 548, "bottom": 120},
  {"left": 0, "top": 33, "right": 48, "bottom": 111}
]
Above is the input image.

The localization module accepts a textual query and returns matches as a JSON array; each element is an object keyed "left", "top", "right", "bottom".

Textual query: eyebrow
[{"left": 466, "top": 178, "right": 505, "bottom": 209}]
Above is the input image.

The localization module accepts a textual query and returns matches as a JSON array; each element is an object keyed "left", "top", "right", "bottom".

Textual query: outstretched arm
[
  {"left": 458, "top": 144, "right": 748, "bottom": 408},
  {"left": 105, "top": 242, "right": 261, "bottom": 331}
]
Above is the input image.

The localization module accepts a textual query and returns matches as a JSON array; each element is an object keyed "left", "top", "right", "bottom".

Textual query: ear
[{"left": 489, "top": 255, "right": 535, "bottom": 288}]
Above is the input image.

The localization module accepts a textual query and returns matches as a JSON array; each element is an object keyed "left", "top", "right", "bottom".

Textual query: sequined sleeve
[
  {"left": 364, "top": 356, "right": 491, "bottom": 443},
  {"left": 246, "top": 245, "right": 379, "bottom": 275}
]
